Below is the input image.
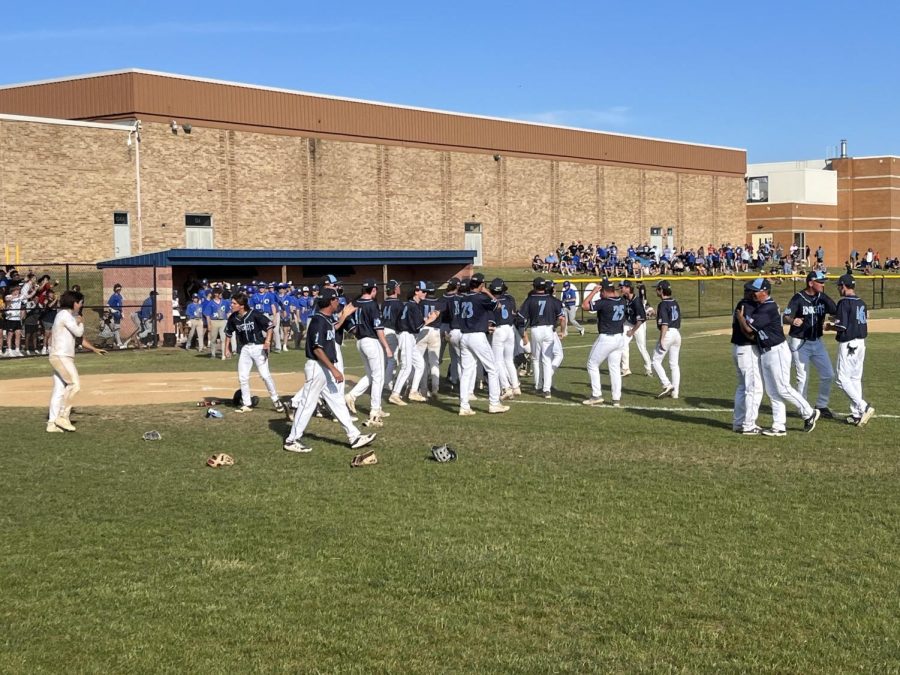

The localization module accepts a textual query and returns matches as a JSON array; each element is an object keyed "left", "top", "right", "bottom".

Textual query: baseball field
[{"left": 2, "top": 310, "right": 898, "bottom": 671}]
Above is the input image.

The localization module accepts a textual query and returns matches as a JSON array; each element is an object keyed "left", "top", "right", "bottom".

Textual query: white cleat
[
  {"left": 283, "top": 440, "right": 312, "bottom": 453},
  {"left": 488, "top": 403, "right": 510, "bottom": 414},
  {"left": 53, "top": 417, "right": 76, "bottom": 432},
  {"left": 408, "top": 392, "right": 427, "bottom": 402},
  {"left": 458, "top": 407, "right": 476, "bottom": 416},
  {"left": 582, "top": 397, "right": 604, "bottom": 406}
]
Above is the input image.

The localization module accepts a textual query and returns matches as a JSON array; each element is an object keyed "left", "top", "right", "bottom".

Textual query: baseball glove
[
  {"left": 206, "top": 453, "right": 234, "bottom": 468},
  {"left": 350, "top": 450, "right": 378, "bottom": 468}
]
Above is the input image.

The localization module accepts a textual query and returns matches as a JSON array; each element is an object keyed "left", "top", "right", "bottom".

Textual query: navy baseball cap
[
  {"left": 361, "top": 278, "right": 378, "bottom": 291},
  {"left": 806, "top": 270, "right": 827, "bottom": 283},
  {"left": 532, "top": 277, "right": 546, "bottom": 289},
  {"left": 459, "top": 277, "right": 471, "bottom": 292},
  {"left": 543, "top": 279, "right": 555, "bottom": 291},
  {"left": 413, "top": 281, "right": 428, "bottom": 292},
  {"left": 599, "top": 279, "right": 615, "bottom": 291},
  {"left": 446, "top": 277, "right": 460, "bottom": 291},
  {"left": 562, "top": 280, "right": 571, "bottom": 288},
  {"left": 837, "top": 273, "right": 856, "bottom": 287},
  {"left": 317, "top": 288, "right": 340, "bottom": 307},
  {"left": 619, "top": 280, "right": 634, "bottom": 288},
  {"left": 745, "top": 277, "right": 771, "bottom": 292},
  {"left": 386, "top": 279, "right": 400, "bottom": 292},
  {"left": 320, "top": 274, "right": 340, "bottom": 286},
  {"left": 470, "top": 272, "right": 485, "bottom": 286},
  {"left": 425, "top": 281, "right": 436, "bottom": 294},
  {"left": 655, "top": 280, "right": 671, "bottom": 291},
  {"left": 489, "top": 278, "right": 505, "bottom": 294}
]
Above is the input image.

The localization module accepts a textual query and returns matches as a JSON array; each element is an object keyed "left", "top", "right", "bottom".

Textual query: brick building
[
  {"left": 0, "top": 70, "right": 747, "bottom": 265},
  {"left": 746, "top": 153, "right": 900, "bottom": 267}
]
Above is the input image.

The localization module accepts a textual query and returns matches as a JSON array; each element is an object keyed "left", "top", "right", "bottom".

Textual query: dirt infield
[
  {"left": 0, "top": 369, "right": 335, "bottom": 408},
  {"left": 693, "top": 317, "right": 900, "bottom": 339}
]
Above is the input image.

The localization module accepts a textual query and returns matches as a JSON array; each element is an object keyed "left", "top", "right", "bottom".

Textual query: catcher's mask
[
  {"left": 430, "top": 444, "right": 457, "bottom": 463},
  {"left": 142, "top": 430, "right": 162, "bottom": 441},
  {"left": 232, "top": 390, "right": 260, "bottom": 408},
  {"left": 206, "top": 453, "right": 234, "bottom": 468}
]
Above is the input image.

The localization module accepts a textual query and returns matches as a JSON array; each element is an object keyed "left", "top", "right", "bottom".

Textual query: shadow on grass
[
  {"left": 683, "top": 395, "right": 735, "bottom": 408},
  {"left": 627, "top": 406, "right": 733, "bottom": 431}
]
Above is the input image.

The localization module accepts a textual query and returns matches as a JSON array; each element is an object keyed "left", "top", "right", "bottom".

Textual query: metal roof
[{"left": 96, "top": 248, "right": 477, "bottom": 268}]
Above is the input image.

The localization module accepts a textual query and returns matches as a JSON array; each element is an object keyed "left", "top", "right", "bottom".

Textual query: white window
[{"left": 185, "top": 213, "right": 214, "bottom": 248}]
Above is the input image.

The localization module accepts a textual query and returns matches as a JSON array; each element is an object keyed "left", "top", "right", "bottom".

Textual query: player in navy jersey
[
  {"left": 782, "top": 270, "right": 838, "bottom": 416},
  {"left": 381, "top": 280, "right": 403, "bottom": 391},
  {"left": 442, "top": 277, "right": 463, "bottom": 389},
  {"left": 732, "top": 282, "right": 763, "bottom": 434},
  {"left": 736, "top": 277, "right": 820, "bottom": 436},
  {"left": 390, "top": 281, "right": 440, "bottom": 405},
  {"left": 619, "top": 280, "right": 652, "bottom": 377},
  {"left": 518, "top": 278, "right": 566, "bottom": 398},
  {"left": 223, "top": 292, "right": 284, "bottom": 414},
  {"left": 283, "top": 289, "right": 376, "bottom": 454},
  {"left": 825, "top": 274, "right": 874, "bottom": 425},
  {"left": 345, "top": 279, "right": 394, "bottom": 426},
  {"left": 489, "top": 278, "right": 520, "bottom": 399},
  {"left": 651, "top": 280, "right": 682, "bottom": 399},
  {"left": 581, "top": 278, "right": 626, "bottom": 406}
]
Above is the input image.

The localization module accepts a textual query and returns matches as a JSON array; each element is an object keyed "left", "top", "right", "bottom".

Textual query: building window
[
  {"left": 185, "top": 213, "right": 214, "bottom": 248},
  {"left": 746, "top": 176, "right": 769, "bottom": 203}
]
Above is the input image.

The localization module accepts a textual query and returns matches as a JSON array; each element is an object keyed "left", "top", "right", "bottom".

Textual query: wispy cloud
[
  {"left": 515, "top": 106, "right": 631, "bottom": 130},
  {"left": 0, "top": 22, "right": 350, "bottom": 42}
]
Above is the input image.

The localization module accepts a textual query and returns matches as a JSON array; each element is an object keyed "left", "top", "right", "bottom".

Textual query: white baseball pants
[
  {"left": 733, "top": 344, "right": 763, "bottom": 431},
  {"left": 460, "top": 332, "right": 500, "bottom": 407},
  {"left": 622, "top": 321, "right": 652, "bottom": 374},
  {"left": 760, "top": 341, "right": 814, "bottom": 431},
  {"left": 491, "top": 324, "right": 520, "bottom": 391},
  {"left": 416, "top": 326, "right": 441, "bottom": 394},
  {"left": 835, "top": 339, "right": 868, "bottom": 418},
  {"left": 48, "top": 354, "right": 80, "bottom": 422},
  {"left": 447, "top": 328, "right": 462, "bottom": 385},
  {"left": 652, "top": 328, "right": 681, "bottom": 396},
  {"left": 383, "top": 327, "right": 399, "bottom": 389},
  {"left": 392, "top": 332, "right": 424, "bottom": 395},
  {"left": 529, "top": 325, "right": 557, "bottom": 393},
  {"left": 349, "top": 336, "right": 386, "bottom": 412},
  {"left": 587, "top": 333, "right": 625, "bottom": 400},
  {"left": 288, "top": 359, "right": 361, "bottom": 444},
  {"left": 237, "top": 343, "right": 279, "bottom": 407},
  {"left": 789, "top": 337, "right": 834, "bottom": 408}
]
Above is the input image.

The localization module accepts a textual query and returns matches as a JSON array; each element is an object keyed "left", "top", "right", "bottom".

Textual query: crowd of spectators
[{"left": 1, "top": 268, "right": 62, "bottom": 358}]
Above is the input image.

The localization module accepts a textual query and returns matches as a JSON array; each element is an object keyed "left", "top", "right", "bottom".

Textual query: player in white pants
[
  {"left": 346, "top": 280, "right": 393, "bottom": 423},
  {"left": 284, "top": 289, "right": 375, "bottom": 453},
  {"left": 458, "top": 273, "right": 508, "bottom": 415},
  {"left": 651, "top": 281, "right": 682, "bottom": 399},
  {"left": 619, "top": 280, "right": 652, "bottom": 376},
  {"left": 489, "top": 278, "right": 520, "bottom": 397},
  {"left": 731, "top": 284, "right": 763, "bottom": 433},
  {"left": 826, "top": 274, "right": 874, "bottom": 426},
  {"left": 737, "top": 277, "right": 820, "bottom": 435},
  {"left": 224, "top": 292, "right": 283, "bottom": 413},
  {"left": 518, "top": 278, "right": 566, "bottom": 398},
  {"left": 581, "top": 279, "right": 626, "bottom": 405}
]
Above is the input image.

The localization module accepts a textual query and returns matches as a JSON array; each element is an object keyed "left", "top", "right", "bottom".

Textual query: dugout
[{"left": 96, "top": 248, "right": 475, "bottom": 344}]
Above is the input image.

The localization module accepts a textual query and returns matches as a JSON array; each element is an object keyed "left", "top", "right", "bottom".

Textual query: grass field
[{"left": 2, "top": 310, "right": 899, "bottom": 671}]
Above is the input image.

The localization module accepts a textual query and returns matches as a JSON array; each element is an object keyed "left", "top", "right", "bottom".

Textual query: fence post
[
  {"left": 64, "top": 264, "right": 70, "bottom": 291},
  {"left": 152, "top": 265, "right": 158, "bottom": 348},
  {"left": 697, "top": 279, "right": 701, "bottom": 318}
]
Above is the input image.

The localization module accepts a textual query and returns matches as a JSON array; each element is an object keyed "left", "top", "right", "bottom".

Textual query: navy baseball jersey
[
  {"left": 731, "top": 299, "right": 757, "bottom": 346},
  {"left": 460, "top": 291, "right": 497, "bottom": 333},
  {"left": 354, "top": 298, "right": 384, "bottom": 339},
  {"left": 399, "top": 300, "right": 426, "bottom": 334},
  {"left": 493, "top": 294, "right": 517, "bottom": 326},
  {"left": 783, "top": 291, "right": 838, "bottom": 340},
  {"left": 517, "top": 293, "right": 563, "bottom": 327},
  {"left": 421, "top": 295, "right": 440, "bottom": 319},
  {"left": 381, "top": 298, "right": 403, "bottom": 331},
  {"left": 446, "top": 293, "right": 463, "bottom": 330},
  {"left": 833, "top": 296, "right": 868, "bottom": 342},
  {"left": 656, "top": 298, "right": 682, "bottom": 330},
  {"left": 744, "top": 299, "right": 785, "bottom": 351},
  {"left": 590, "top": 296, "right": 626, "bottom": 335},
  {"left": 624, "top": 295, "right": 647, "bottom": 326},
  {"left": 305, "top": 313, "right": 338, "bottom": 362},
  {"left": 225, "top": 309, "right": 272, "bottom": 350}
]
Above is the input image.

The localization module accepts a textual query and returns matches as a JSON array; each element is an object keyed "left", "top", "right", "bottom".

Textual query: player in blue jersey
[
  {"left": 825, "top": 274, "right": 874, "bottom": 425},
  {"left": 581, "top": 278, "right": 626, "bottom": 406}
]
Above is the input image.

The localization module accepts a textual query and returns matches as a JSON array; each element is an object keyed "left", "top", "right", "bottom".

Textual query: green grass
[{"left": 2, "top": 312, "right": 899, "bottom": 671}]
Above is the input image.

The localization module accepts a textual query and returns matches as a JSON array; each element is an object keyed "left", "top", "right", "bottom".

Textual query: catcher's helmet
[
  {"left": 232, "top": 390, "right": 260, "bottom": 408},
  {"left": 430, "top": 444, "right": 458, "bottom": 463}
]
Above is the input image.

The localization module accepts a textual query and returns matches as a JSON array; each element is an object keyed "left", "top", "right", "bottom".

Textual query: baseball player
[
  {"left": 458, "top": 273, "right": 509, "bottom": 415},
  {"left": 651, "top": 280, "right": 682, "bottom": 399},
  {"left": 389, "top": 281, "right": 440, "bottom": 405},
  {"left": 518, "top": 278, "right": 566, "bottom": 398},
  {"left": 619, "top": 280, "right": 652, "bottom": 377},
  {"left": 782, "top": 270, "right": 838, "bottom": 417},
  {"left": 560, "top": 280, "right": 585, "bottom": 336},
  {"left": 417, "top": 281, "right": 443, "bottom": 397},
  {"left": 444, "top": 277, "right": 464, "bottom": 391},
  {"left": 46, "top": 290, "right": 107, "bottom": 433},
  {"left": 489, "top": 278, "right": 520, "bottom": 399},
  {"left": 345, "top": 279, "right": 393, "bottom": 425},
  {"left": 736, "top": 277, "right": 820, "bottom": 436},
  {"left": 544, "top": 280, "right": 566, "bottom": 381},
  {"left": 732, "top": 282, "right": 764, "bottom": 434},
  {"left": 381, "top": 280, "right": 403, "bottom": 390},
  {"left": 825, "top": 274, "right": 875, "bottom": 425},
  {"left": 223, "top": 291, "right": 284, "bottom": 414},
  {"left": 204, "top": 286, "right": 230, "bottom": 359},
  {"left": 184, "top": 293, "right": 205, "bottom": 351},
  {"left": 106, "top": 283, "right": 125, "bottom": 349},
  {"left": 284, "top": 288, "right": 376, "bottom": 453},
  {"left": 581, "top": 278, "right": 626, "bottom": 406}
]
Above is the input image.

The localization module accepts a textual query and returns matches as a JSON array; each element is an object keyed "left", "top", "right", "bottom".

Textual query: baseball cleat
[
  {"left": 512, "top": 387, "right": 522, "bottom": 396},
  {"left": 283, "top": 440, "right": 312, "bottom": 453},
  {"left": 46, "top": 422, "right": 65, "bottom": 433},
  {"left": 859, "top": 405, "right": 875, "bottom": 426},
  {"left": 500, "top": 388, "right": 515, "bottom": 401},
  {"left": 344, "top": 393, "right": 357, "bottom": 413},
  {"left": 582, "top": 397, "right": 605, "bottom": 406},
  {"left": 543, "top": 391, "right": 552, "bottom": 399},
  {"left": 53, "top": 417, "right": 76, "bottom": 432},
  {"left": 732, "top": 426, "right": 743, "bottom": 433},
  {"left": 579, "top": 327, "right": 585, "bottom": 336},
  {"left": 350, "top": 433, "right": 376, "bottom": 450},
  {"left": 761, "top": 428, "right": 787, "bottom": 437},
  {"left": 846, "top": 416, "right": 861, "bottom": 426},
  {"left": 235, "top": 405, "right": 253, "bottom": 413},
  {"left": 742, "top": 427, "right": 763, "bottom": 435},
  {"left": 370, "top": 409, "right": 389, "bottom": 418},
  {"left": 488, "top": 403, "right": 510, "bottom": 414},
  {"left": 273, "top": 399, "right": 285, "bottom": 413},
  {"left": 458, "top": 407, "right": 476, "bottom": 416},
  {"left": 803, "top": 408, "right": 821, "bottom": 433},
  {"left": 388, "top": 393, "right": 407, "bottom": 406},
  {"left": 468, "top": 393, "right": 479, "bottom": 401},
  {"left": 655, "top": 386, "right": 674, "bottom": 399},
  {"left": 408, "top": 392, "right": 427, "bottom": 402},
  {"left": 621, "top": 370, "right": 632, "bottom": 377},
  {"left": 611, "top": 401, "right": 622, "bottom": 408},
  {"left": 645, "top": 369, "right": 653, "bottom": 377},
  {"left": 816, "top": 407, "right": 834, "bottom": 419}
]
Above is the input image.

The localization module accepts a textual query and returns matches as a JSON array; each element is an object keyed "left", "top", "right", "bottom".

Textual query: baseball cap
[
  {"left": 413, "top": 281, "right": 428, "bottom": 292},
  {"left": 425, "top": 281, "right": 436, "bottom": 294},
  {"left": 619, "top": 280, "right": 634, "bottom": 288},
  {"left": 361, "top": 278, "right": 378, "bottom": 291},
  {"left": 806, "top": 270, "right": 827, "bottom": 283},
  {"left": 459, "top": 277, "right": 471, "bottom": 292},
  {"left": 489, "top": 277, "right": 505, "bottom": 294},
  {"left": 837, "top": 273, "right": 856, "bottom": 287},
  {"left": 562, "top": 280, "right": 571, "bottom": 288},
  {"left": 599, "top": 278, "right": 615, "bottom": 291},
  {"left": 446, "top": 277, "right": 460, "bottom": 291},
  {"left": 655, "top": 280, "right": 671, "bottom": 291},
  {"left": 317, "top": 288, "right": 340, "bottom": 307},
  {"left": 532, "top": 277, "right": 546, "bottom": 289},
  {"left": 744, "top": 277, "right": 771, "bottom": 292},
  {"left": 470, "top": 272, "right": 485, "bottom": 286},
  {"left": 302, "top": 286, "right": 310, "bottom": 292},
  {"left": 386, "top": 279, "right": 400, "bottom": 292},
  {"left": 320, "top": 274, "right": 340, "bottom": 287},
  {"left": 543, "top": 279, "right": 555, "bottom": 291}
]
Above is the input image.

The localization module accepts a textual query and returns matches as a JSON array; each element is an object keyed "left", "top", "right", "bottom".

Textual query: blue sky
[{"left": 2, "top": 0, "right": 899, "bottom": 163}]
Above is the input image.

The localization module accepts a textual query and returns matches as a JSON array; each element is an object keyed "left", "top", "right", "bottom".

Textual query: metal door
[
  {"left": 113, "top": 212, "right": 131, "bottom": 258},
  {"left": 464, "top": 222, "right": 483, "bottom": 266}
]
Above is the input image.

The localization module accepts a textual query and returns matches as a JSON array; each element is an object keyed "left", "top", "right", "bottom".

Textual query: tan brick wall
[{"left": 1, "top": 118, "right": 747, "bottom": 266}]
